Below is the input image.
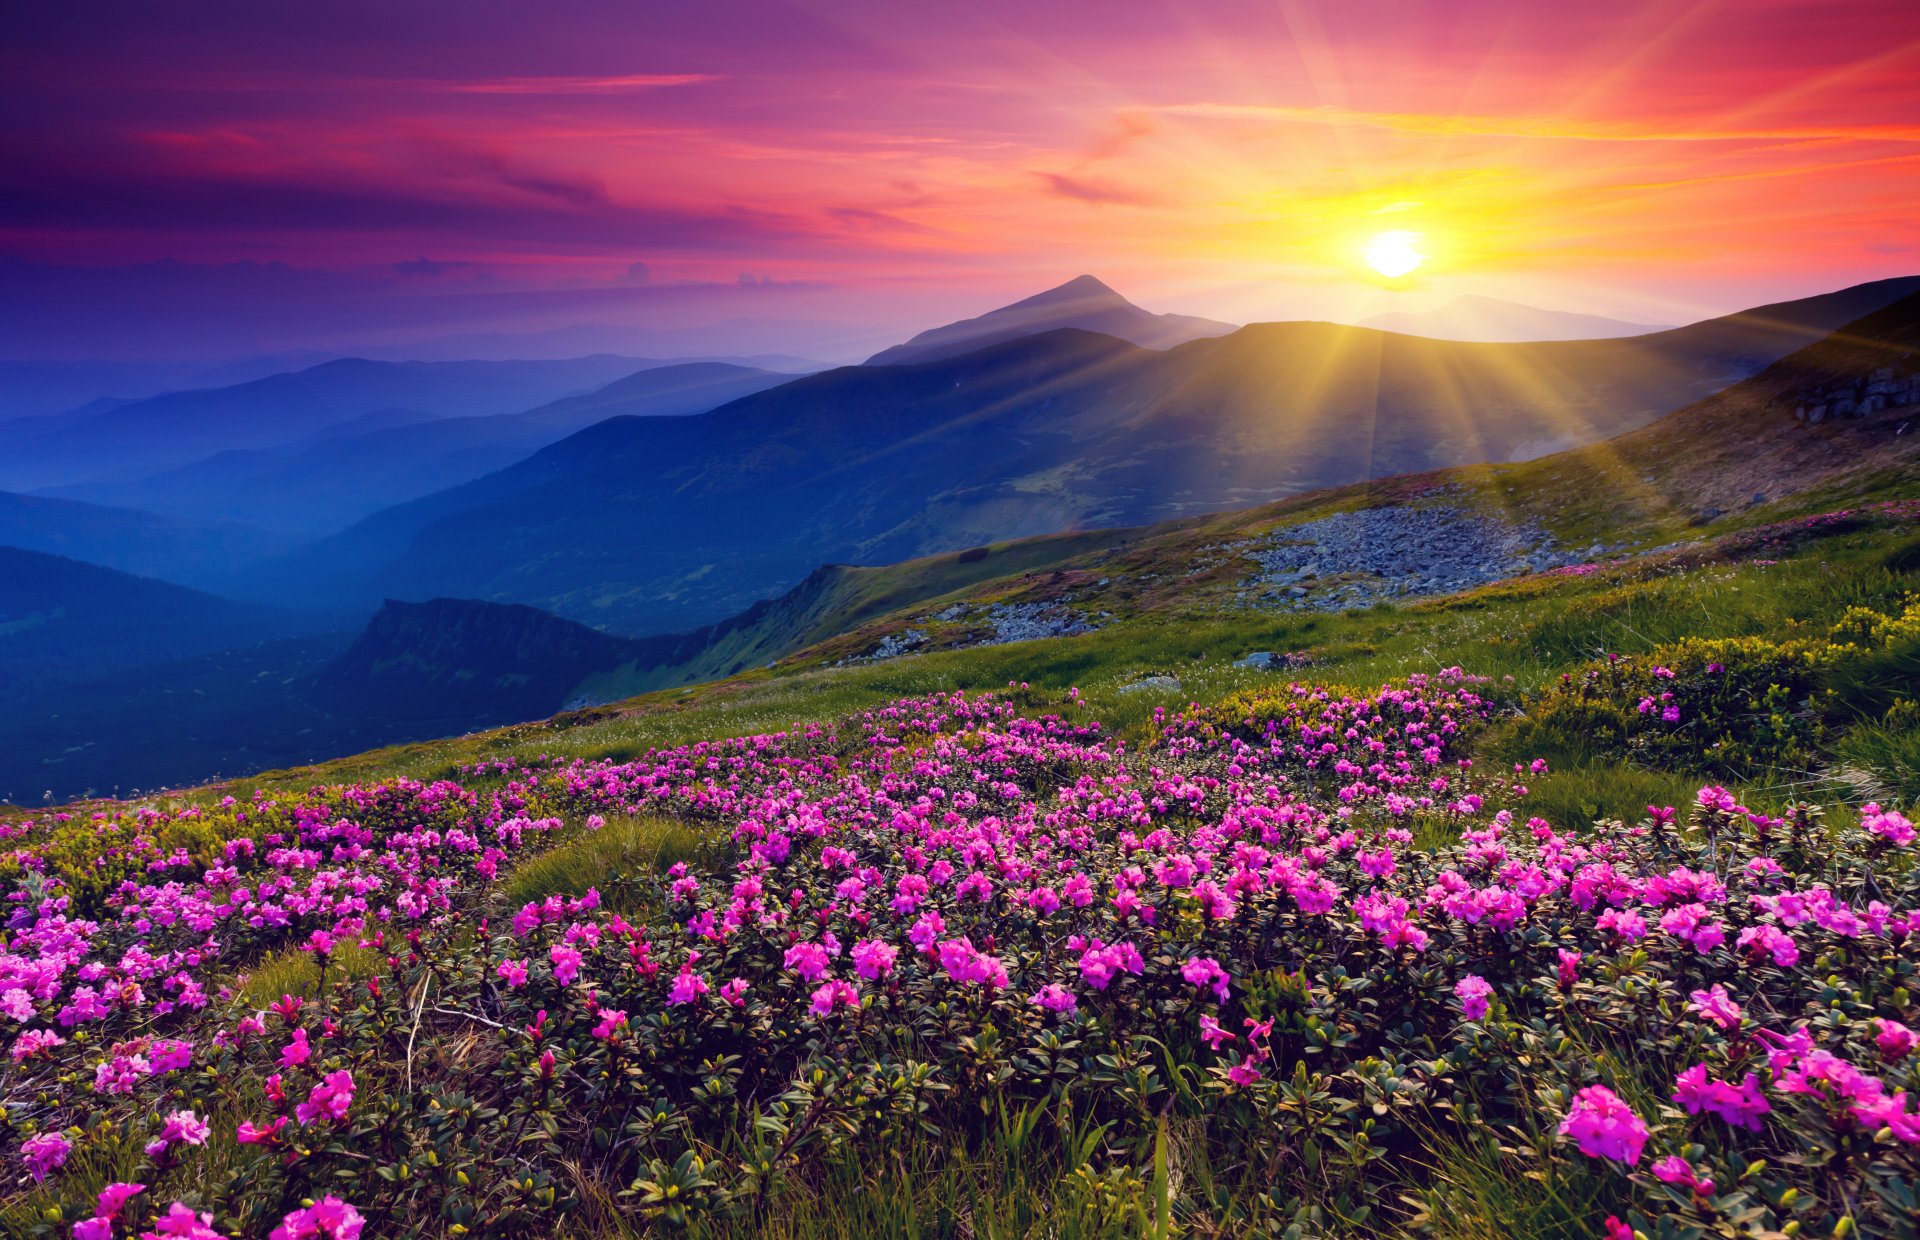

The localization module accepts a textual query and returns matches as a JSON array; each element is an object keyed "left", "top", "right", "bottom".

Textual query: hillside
[
  {"left": 48, "top": 362, "right": 794, "bottom": 534},
  {"left": 866, "top": 274, "right": 1238, "bottom": 365},
  {"left": 264, "top": 274, "right": 1920, "bottom": 634},
  {"left": 0, "top": 354, "right": 659, "bottom": 491},
  {"left": 0, "top": 489, "right": 296, "bottom": 589},
  {"left": 1361, "top": 294, "right": 1668, "bottom": 341},
  {"left": 0, "top": 546, "right": 331, "bottom": 701}
]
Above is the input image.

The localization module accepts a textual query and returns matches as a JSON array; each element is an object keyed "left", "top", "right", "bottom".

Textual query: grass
[
  {"left": 493, "top": 814, "right": 705, "bottom": 916},
  {"left": 234, "top": 938, "right": 383, "bottom": 1008}
]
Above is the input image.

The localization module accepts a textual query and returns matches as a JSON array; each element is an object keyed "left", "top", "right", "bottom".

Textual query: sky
[{"left": 4, "top": 0, "right": 1919, "bottom": 360}]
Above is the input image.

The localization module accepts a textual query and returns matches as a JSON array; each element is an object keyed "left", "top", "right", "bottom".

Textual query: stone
[
  {"left": 1117, "top": 675, "right": 1182, "bottom": 695},
  {"left": 1234, "top": 652, "right": 1278, "bottom": 670}
]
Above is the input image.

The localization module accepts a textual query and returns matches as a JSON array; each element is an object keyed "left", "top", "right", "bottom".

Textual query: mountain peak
[{"left": 866, "top": 275, "right": 1234, "bottom": 366}]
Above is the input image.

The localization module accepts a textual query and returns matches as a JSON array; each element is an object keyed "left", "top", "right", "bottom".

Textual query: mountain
[
  {"left": 0, "top": 547, "right": 332, "bottom": 702},
  {"left": 46, "top": 362, "right": 796, "bottom": 535},
  {"left": 0, "top": 490, "right": 296, "bottom": 589},
  {"left": 14, "top": 282, "right": 1920, "bottom": 801},
  {"left": 866, "top": 275, "right": 1237, "bottom": 365},
  {"left": 1511, "top": 288, "right": 1920, "bottom": 528},
  {"left": 0, "top": 354, "right": 663, "bottom": 491},
  {"left": 258, "top": 274, "right": 1920, "bottom": 635},
  {"left": 313, "top": 597, "right": 646, "bottom": 728},
  {"left": 1361, "top": 295, "right": 1670, "bottom": 342}
]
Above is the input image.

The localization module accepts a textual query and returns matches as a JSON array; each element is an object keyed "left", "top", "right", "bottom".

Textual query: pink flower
[
  {"left": 1652, "top": 1154, "right": 1714, "bottom": 1195},
  {"left": 21, "top": 1131, "right": 70, "bottom": 1181},
  {"left": 294, "top": 1069, "right": 355, "bottom": 1125},
  {"left": 141, "top": 1202, "right": 222, "bottom": 1238},
  {"left": 1876, "top": 1019, "right": 1918, "bottom": 1062},
  {"left": 98, "top": 1183, "right": 147, "bottom": 1219},
  {"left": 237, "top": 1116, "right": 289, "bottom": 1145},
  {"left": 1029, "top": 983, "right": 1077, "bottom": 1014},
  {"left": 719, "top": 978, "right": 749, "bottom": 1006},
  {"left": 144, "top": 1109, "right": 210, "bottom": 1158},
  {"left": 1455, "top": 974, "right": 1494, "bottom": 1021},
  {"left": 279, "top": 1028, "right": 311, "bottom": 1069},
  {"left": 1673, "top": 1063, "right": 1771, "bottom": 1130},
  {"left": 1558, "top": 1084, "right": 1648, "bottom": 1163},
  {"left": 1226, "top": 1054, "right": 1264, "bottom": 1086},
  {"left": 1736, "top": 924, "right": 1798, "bottom": 967},
  {"left": 783, "top": 941, "right": 831, "bottom": 982},
  {"left": 592, "top": 1009, "right": 629, "bottom": 1039},
  {"left": 1602, "top": 1217, "right": 1632, "bottom": 1240},
  {"left": 851, "top": 939, "right": 898, "bottom": 980},
  {"left": 74, "top": 1220, "right": 113, "bottom": 1240},
  {"left": 496, "top": 958, "right": 529, "bottom": 988},
  {"left": 1180, "top": 956, "right": 1231, "bottom": 1003},
  {"left": 808, "top": 979, "right": 860, "bottom": 1015},
  {"left": 549, "top": 944, "right": 583, "bottom": 986},
  {"left": 667, "top": 965, "right": 709, "bottom": 1005},
  {"left": 1198, "top": 1014, "right": 1236, "bottom": 1049},
  {"left": 1863, "top": 803, "right": 1916, "bottom": 847},
  {"left": 1687, "top": 985, "right": 1741, "bottom": 1032},
  {"left": 270, "top": 1196, "right": 364, "bottom": 1240},
  {"left": 1556, "top": 949, "right": 1581, "bottom": 990}
]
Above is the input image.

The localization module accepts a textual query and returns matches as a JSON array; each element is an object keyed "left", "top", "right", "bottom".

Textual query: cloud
[
  {"left": 394, "top": 255, "right": 483, "bottom": 277},
  {"left": 1152, "top": 102, "right": 1920, "bottom": 146},
  {"left": 1035, "top": 172, "right": 1159, "bottom": 207},
  {"left": 442, "top": 73, "right": 720, "bottom": 95}
]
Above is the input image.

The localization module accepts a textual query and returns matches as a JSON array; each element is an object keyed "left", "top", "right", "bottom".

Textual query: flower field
[{"left": 5, "top": 595, "right": 1920, "bottom": 1235}]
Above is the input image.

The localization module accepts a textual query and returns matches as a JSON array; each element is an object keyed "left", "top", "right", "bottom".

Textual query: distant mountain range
[
  {"left": 0, "top": 489, "right": 296, "bottom": 588},
  {"left": 0, "top": 547, "right": 333, "bottom": 702},
  {"left": 14, "top": 281, "right": 1920, "bottom": 800},
  {"left": 255, "top": 273, "right": 1920, "bottom": 634},
  {"left": 0, "top": 354, "right": 670, "bottom": 491},
  {"left": 45, "top": 362, "right": 795, "bottom": 534},
  {"left": 867, "top": 275, "right": 1237, "bottom": 365},
  {"left": 1360, "top": 295, "right": 1670, "bottom": 342}
]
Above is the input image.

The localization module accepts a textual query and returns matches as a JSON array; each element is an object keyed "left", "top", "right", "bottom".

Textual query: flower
[
  {"left": 808, "top": 979, "right": 860, "bottom": 1015},
  {"left": 851, "top": 939, "right": 898, "bottom": 980},
  {"left": 1673, "top": 1063, "right": 1770, "bottom": 1130},
  {"left": 1558, "top": 1084, "right": 1648, "bottom": 1163},
  {"left": 21, "top": 1131, "right": 70, "bottom": 1181},
  {"left": 141, "top": 1202, "right": 223, "bottom": 1239},
  {"left": 668, "top": 964, "right": 709, "bottom": 1005},
  {"left": 270, "top": 1196, "right": 365, "bottom": 1239},
  {"left": 496, "top": 958, "right": 529, "bottom": 988},
  {"left": 1226, "top": 1054, "right": 1264, "bottom": 1086},
  {"left": 279, "top": 1028, "right": 311, "bottom": 1069},
  {"left": 1180, "top": 956, "right": 1232, "bottom": 1003},
  {"left": 144, "top": 1109, "right": 210, "bottom": 1158},
  {"left": 294, "top": 1069, "right": 356, "bottom": 1125},
  {"left": 783, "top": 942, "right": 831, "bottom": 982},
  {"left": 1876, "top": 1018, "right": 1917, "bottom": 1062},
  {"left": 1687, "top": 985, "right": 1741, "bottom": 1032},
  {"left": 1029, "top": 983, "right": 1077, "bottom": 1014},
  {"left": 1454, "top": 974, "right": 1494, "bottom": 1021},
  {"left": 237, "top": 1116, "right": 289, "bottom": 1145},
  {"left": 1863, "top": 803, "right": 1916, "bottom": 846},
  {"left": 1652, "top": 1154, "right": 1714, "bottom": 1195},
  {"left": 97, "top": 1183, "right": 147, "bottom": 1219}
]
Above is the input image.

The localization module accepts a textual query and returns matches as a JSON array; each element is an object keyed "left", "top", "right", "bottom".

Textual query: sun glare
[{"left": 1363, "top": 230, "right": 1425, "bottom": 279}]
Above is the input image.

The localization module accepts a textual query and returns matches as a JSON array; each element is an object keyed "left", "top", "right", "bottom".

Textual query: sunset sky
[{"left": 5, "top": 0, "right": 1919, "bottom": 358}]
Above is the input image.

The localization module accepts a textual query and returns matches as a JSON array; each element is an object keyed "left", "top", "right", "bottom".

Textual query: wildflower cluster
[{"left": 1, "top": 676, "right": 1916, "bottom": 1236}]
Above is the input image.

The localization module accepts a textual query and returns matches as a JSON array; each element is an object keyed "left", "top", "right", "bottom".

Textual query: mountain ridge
[{"left": 865, "top": 275, "right": 1238, "bottom": 365}]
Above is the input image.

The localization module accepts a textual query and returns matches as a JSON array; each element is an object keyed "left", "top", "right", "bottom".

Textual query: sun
[{"left": 1363, "top": 230, "right": 1425, "bottom": 279}]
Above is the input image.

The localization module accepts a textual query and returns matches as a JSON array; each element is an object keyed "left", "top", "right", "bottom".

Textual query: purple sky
[{"left": 5, "top": 0, "right": 1919, "bottom": 360}]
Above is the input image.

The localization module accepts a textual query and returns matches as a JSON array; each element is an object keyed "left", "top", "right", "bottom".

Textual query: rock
[
  {"left": 1234, "top": 652, "right": 1278, "bottom": 670},
  {"left": 1118, "top": 674, "right": 1182, "bottom": 695}
]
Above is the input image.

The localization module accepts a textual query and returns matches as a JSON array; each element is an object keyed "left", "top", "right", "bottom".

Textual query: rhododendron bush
[{"left": 2, "top": 677, "right": 1917, "bottom": 1236}]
